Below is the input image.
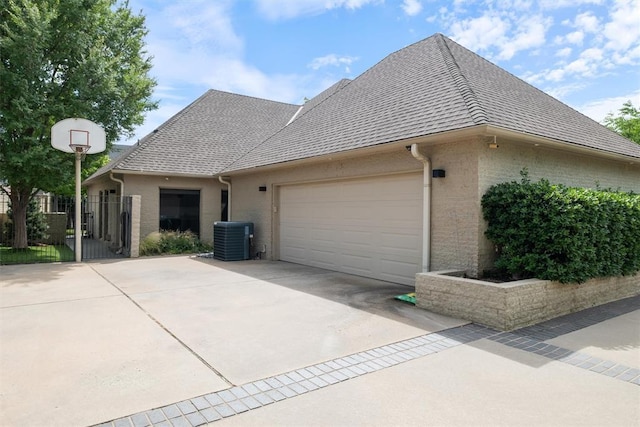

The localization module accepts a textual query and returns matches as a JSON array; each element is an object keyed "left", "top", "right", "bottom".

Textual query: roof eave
[
  {"left": 486, "top": 125, "right": 640, "bottom": 164},
  {"left": 84, "top": 169, "right": 215, "bottom": 185}
]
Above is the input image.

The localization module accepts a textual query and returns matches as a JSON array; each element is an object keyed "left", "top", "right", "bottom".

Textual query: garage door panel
[{"left": 280, "top": 173, "right": 422, "bottom": 285}]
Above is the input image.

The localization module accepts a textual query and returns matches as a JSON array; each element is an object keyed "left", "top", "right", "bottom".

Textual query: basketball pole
[{"left": 75, "top": 150, "right": 82, "bottom": 262}]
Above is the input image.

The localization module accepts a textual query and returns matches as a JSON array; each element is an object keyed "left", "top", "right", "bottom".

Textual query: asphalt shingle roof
[
  {"left": 87, "top": 33, "right": 640, "bottom": 183},
  {"left": 442, "top": 36, "right": 639, "bottom": 158},
  {"left": 225, "top": 34, "right": 639, "bottom": 172},
  {"left": 89, "top": 90, "right": 299, "bottom": 179}
]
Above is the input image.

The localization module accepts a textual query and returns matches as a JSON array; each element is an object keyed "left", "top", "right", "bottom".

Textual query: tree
[
  {"left": 0, "top": 0, "right": 157, "bottom": 249},
  {"left": 604, "top": 101, "right": 640, "bottom": 144},
  {"left": 6, "top": 197, "right": 49, "bottom": 245}
]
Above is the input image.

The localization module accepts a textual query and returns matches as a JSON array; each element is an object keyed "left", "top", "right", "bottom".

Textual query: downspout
[
  {"left": 218, "top": 176, "right": 231, "bottom": 220},
  {"left": 109, "top": 172, "right": 125, "bottom": 248},
  {"left": 411, "top": 144, "right": 431, "bottom": 272}
]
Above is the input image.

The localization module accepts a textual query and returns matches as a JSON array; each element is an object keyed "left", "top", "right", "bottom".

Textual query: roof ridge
[
  {"left": 84, "top": 90, "right": 227, "bottom": 181},
  {"left": 435, "top": 34, "right": 488, "bottom": 124},
  {"left": 220, "top": 78, "right": 354, "bottom": 173}
]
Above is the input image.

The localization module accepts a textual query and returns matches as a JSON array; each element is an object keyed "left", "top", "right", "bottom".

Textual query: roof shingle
[{"left": 87, "top": 33, "right": 640, "bottom": 183}]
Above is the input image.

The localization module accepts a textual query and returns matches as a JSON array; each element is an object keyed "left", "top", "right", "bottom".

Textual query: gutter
[
  {"left": 410, "top": 144, "right": 431, "bottom": 272},
  {"left": 218, "top": 176, "right": 231, "bottom": 220}
]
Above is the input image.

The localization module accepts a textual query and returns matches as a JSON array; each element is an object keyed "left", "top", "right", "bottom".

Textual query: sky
[{"left": 120, "top": 0, "right": 640, "bottom": 145}]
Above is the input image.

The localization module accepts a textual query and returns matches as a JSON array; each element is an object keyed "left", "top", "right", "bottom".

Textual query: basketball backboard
[{"left": 51, "top": 118, "right": 106, "bottom": 154}]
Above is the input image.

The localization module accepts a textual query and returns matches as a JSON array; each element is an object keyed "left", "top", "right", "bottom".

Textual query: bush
[
  {"left": 140, "top": 230, "right": 212, "bottom": 256},
  {"left": 482, "top": 171, "right": 640, "bottom": 283}
]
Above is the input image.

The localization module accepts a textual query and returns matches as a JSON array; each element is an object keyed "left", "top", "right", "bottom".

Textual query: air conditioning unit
[{"left": 213, "top": 221, "right": 254, "bottom": 261}]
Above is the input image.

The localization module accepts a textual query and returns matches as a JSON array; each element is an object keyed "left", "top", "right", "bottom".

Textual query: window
[
  {"left": 159, "top": 189, "right": 200, "bottom": 235},
  {"left": 221, "top": 189, "right": 228, "bottom": 221}
]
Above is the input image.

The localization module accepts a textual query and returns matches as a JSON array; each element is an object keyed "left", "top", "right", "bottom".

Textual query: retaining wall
[{"left": 415, "top": 271, "right": 640, "bottom": 331}]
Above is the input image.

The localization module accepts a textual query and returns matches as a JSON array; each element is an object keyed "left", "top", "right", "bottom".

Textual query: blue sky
[{"left": 121, "top": 0, "right": 640, "bottom": 144}]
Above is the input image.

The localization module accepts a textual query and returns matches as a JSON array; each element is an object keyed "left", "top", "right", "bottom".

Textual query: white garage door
[{"left": 279, "top": 173, "right": 422, "bottom": 285}]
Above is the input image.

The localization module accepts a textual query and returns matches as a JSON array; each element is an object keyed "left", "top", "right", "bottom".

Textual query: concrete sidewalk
[{"left": 0, "top": 256, "right": 638, "bottom": 426}]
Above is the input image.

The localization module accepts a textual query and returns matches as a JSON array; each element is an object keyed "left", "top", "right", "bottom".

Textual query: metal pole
[{"left": 75, "top": 150, "right": 82, "bottom": 262}]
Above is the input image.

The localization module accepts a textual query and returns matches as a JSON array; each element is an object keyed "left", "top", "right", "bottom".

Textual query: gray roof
[
  {"left": 88, "top": 90, "right": 299, "bottom": 179},
  {"left": 87, "top": 33, "right": 639, "bottom": 183},
  {"left": 225, "top": 34, "right": 639, "bottom": 171},
  {"left": 107, "top": 144, "right": 130, "bottom": 161}
]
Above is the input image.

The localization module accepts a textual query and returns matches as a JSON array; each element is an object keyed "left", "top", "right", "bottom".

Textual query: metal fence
[{"left": 0, "top": 192, "right": 131, "bottom": 265}]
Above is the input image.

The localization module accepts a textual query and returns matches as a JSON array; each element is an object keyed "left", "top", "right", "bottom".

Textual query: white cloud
[
  {"left": 252, "top": 0, "right": 378, "bottom": 20},
  {"left": 449, "top": 12, "right": 549, "bottom": 61},
  {"left": 538, "top": 0, "right": 602, "bottom": 9},
  {"left": 565, "top": 31, "right": 584, "bottom": 45},
  {"left": 603, "top": 0, "right": 640, "bottom": 51},
  {"left": 543, "top": 81, "right": 587, "bottom": 99},
  {"left": 546, "top": 68, "right": 565, "bottom": 82},
  {"left": 556, "top": 47, "right": 572, "bottom": 57},
  {"left": 163, "top": 1, "right": 242, "bottom": 51},
  {"left": 574, "top": 12, "right": 599, "bottom": 33},
  {"left": 308, "top": 54, "right": 358, "bottom": 72},
  {"left": 576, "top": 90, "right": 640, "bottom": 122},
  {"left": 449, "top": 13, "right": 510, "bottom": 53},
  {"left": 581, "top": 47, "right": 603, "bottom": 61},
  {"left": 497, "top": 15, "right": 550, "bottom": 60},
  {"left": 401, "top": 0, "right": 422, "bottom": 16}
]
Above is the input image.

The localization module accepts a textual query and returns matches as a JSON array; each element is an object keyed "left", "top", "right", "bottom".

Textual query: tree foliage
[
  {"left": 604, "top": 101, "right": 640, "bottom": 144},
  {"left": 6, "top": 197, "right": 49, "bottom": 245},
  {"left": 0, "top": 0, "right": 157, "bottom": 248}
]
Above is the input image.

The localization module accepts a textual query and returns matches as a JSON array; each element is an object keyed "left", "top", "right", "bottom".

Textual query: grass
[{"left": 0, "top": 244, "right": 75, "bottom": 265}]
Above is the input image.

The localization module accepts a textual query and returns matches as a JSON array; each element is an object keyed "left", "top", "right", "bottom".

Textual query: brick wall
[
  {"left": 123, "top": 175, "right": 221, "bottom": 245},
  {"left": 231, "top": 146, "right": 422, "bottom": 260},
  {"left": 416, "top": 270, "right": 640, "bottom": 330}
]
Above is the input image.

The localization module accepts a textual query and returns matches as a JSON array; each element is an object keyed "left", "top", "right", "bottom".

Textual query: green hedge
[
  {"left": 481, "top": 172, "right": 640, "bottom": 283},
  {"left": 140, "top": 230, "right": 212, "bottom": 256}
]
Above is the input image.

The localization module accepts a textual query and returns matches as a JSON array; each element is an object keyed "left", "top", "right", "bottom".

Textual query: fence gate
[
  {"left": 80, "top": 194, "right": 132, "bottom": 260},
  {"left": 0, "top": 193, "right": 132, "bottom": 265}
]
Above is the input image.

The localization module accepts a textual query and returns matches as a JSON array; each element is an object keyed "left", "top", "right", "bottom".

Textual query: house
[{"left": 84, "top": 33, "right": 640, "bottom": 286}]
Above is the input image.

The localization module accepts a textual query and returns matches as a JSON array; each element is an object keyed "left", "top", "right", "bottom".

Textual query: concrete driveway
[{"left": 1, "top": 256, "right": 638, "bottom": 427}]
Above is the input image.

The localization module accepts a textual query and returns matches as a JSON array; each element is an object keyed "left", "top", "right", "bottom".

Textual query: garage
[{"left": 279, "top": 173, "right": 423, "bottom": 285}]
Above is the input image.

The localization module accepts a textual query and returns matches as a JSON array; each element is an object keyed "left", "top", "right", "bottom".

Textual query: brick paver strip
[{"left": 93, "top": 296, "right": 638, "bottom": 427}]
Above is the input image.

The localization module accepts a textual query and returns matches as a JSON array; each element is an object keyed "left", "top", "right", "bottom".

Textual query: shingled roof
[
  {"left": 87, "top": 90, "right": 299, "bottom": 180},
  {"left": 224, "top": 34, "right": 639, "bottom": 172},
  {"left": 86, "top": 33, "right": 639, "bottom": 183}
]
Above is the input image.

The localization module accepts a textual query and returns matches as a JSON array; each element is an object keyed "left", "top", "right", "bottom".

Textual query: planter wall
[{"left": 415, "top": 270, "right": 640, "bottom": 331}]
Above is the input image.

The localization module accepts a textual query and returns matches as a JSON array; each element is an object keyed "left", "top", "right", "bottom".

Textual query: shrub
[
  {"left": 482, "top": 171, "right": 640, "bottom": 283},
  {"left": 139, "top": 230, "right": 211, "bottom": 256}
]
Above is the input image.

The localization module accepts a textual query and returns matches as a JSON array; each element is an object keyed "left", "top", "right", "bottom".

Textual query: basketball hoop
[
  {"left": 51, "top": 118, "right": 105, "bottom": 154},
  {"left": 69, "top": 129, "right": 92, "bottom": 153},
  {"left": 51, "top": 118, "right": 106, "bottom": 263}
]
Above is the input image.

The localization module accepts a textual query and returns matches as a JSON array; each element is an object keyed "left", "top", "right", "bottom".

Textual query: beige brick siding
[
  {"left": 123, "top": 175, "right": 222, "bottom": 245},
  {"left": 231, "top": 147, "right": 422, "bottom": 260},
  {"left": 416, "top": 270, "right": 640, "bottom": 330},
  {"left": 86, "top": 174, "right": 222, "bottom": 246},
  {"left": 129, "top": 195, "right": 141, "bottom": 257},
  {"left": 86, "top": 135, "right": 639, "bottom": 273},
  {"left": 418, "top": 138, "right": 481, "bottom": 274},
  {"left": 476, "top": 140, "right": 640, "bottom": 274}
]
